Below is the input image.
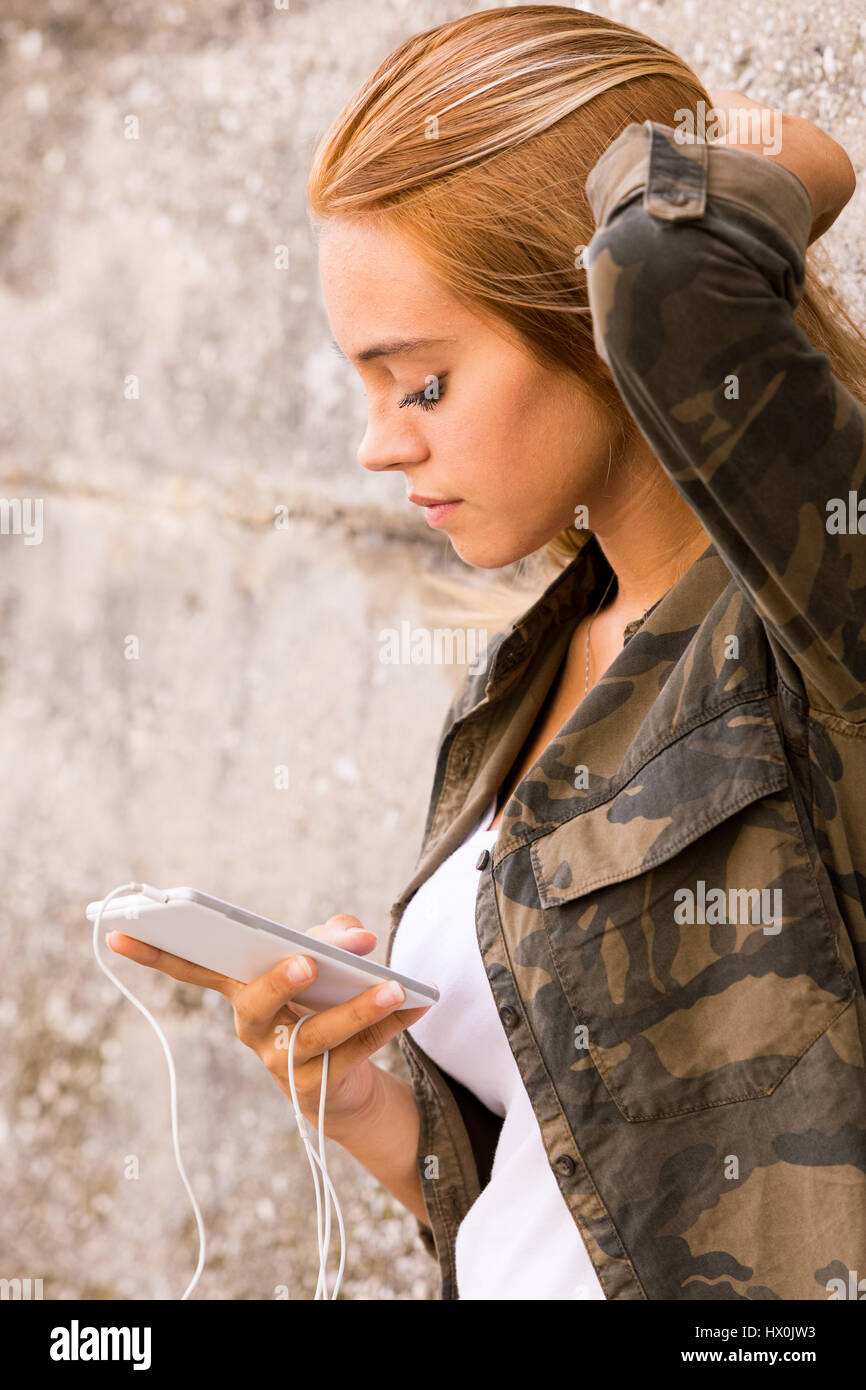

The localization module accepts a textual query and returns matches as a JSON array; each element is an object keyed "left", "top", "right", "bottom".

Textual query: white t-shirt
[{"left": 390, "top": 797, "right": 606, "bottom": 1300}]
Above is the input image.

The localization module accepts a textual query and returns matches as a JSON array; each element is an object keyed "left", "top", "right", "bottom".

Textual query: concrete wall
[{"left": 1, "top": 0, "right": 864, "bottom": 1300}]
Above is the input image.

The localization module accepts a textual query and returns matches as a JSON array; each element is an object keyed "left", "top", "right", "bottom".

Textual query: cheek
[
  {"left": 457, "top": 376, "right": 591, "bottom": 508},
  {"left": 448, "top": 374, "right": 553, "bottom": 491}
]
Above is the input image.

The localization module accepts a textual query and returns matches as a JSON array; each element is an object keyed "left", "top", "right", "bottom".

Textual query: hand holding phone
[{"left": 105, "top": 907, "right": 436, "bottom": 1128}]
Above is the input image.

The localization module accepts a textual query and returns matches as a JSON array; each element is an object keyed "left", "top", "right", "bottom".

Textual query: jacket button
[
  {"left": 499, "top": 1005, "right": 518, "bottom": 1029},
  {"left": 664, "top": 188, "right": 690, "bottom": 205},
  {"left": 554, "top": 1154, "right": 576, "bottom": 1177},
  {"left": 476, "top": 849, "right": 490, "bottom": 870}
]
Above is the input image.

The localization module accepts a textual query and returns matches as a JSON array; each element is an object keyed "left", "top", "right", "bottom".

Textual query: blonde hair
[{"left": 307, "top": 4, "right": 866, "bottom": 636}]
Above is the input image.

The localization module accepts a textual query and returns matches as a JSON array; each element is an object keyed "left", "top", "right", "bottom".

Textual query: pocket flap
[{"left": 530, "top": 705, "right": 790, "bottom": 909}]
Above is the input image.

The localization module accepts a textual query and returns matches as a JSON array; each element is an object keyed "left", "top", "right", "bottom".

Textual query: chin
[{"left": 447, "top": 532, "right": 541, "bottom": 570}]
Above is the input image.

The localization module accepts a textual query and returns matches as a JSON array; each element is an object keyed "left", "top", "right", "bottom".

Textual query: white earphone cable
[
  {"left": 91, "top": 883, "right": 345, "bottom": 1299},
  {"left": 288, "top": 1018, "right": 346, "bottom": 1299}
]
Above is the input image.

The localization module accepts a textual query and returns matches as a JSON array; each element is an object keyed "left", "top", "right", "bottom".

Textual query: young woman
[{"left": 109, "top": 7, "right": 866, "bottom": 1299}]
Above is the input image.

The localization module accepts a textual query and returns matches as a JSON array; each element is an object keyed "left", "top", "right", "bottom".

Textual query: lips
[
  {"left": 408, "top": 493, "right": 462, "bottom": 506},
  {"left": 415, "top": 498, "right": 462, "bottom": 529}
]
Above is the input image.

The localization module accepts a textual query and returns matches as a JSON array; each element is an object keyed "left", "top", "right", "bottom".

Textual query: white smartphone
[{"left": 87, "top": 886, "right": 438, "bottom": 1014}]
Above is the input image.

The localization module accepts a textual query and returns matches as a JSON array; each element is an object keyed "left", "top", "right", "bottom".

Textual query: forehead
[{"left": 318, "top": 215, "right": 461, "bottom": 340}]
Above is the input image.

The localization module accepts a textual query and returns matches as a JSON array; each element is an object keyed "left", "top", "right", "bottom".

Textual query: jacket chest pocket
[{"left": 529, "top": 704, "right": 855, "bottom": 1122}]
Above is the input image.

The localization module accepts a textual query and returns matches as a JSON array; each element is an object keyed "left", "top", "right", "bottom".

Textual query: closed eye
[{"left": 398, "top": 373, "right": 448, "bottom": 411}]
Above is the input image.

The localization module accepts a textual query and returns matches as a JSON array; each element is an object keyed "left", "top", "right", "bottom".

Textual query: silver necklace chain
[{"left": 584, "top": 571, "right": 616, "bottom": 697}]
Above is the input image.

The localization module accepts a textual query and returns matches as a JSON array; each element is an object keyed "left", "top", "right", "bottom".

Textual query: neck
[{"left": 590, "top": 439, "right": 712, "bottom": 625}]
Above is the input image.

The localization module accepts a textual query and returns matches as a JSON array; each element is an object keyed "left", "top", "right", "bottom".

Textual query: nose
[{"left": 357, "top": 412, "right": 429, "bottom": 474}]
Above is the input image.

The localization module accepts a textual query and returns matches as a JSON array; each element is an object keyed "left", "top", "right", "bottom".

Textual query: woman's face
[{"left": 318, "top": 215, "right": 622, "bottom": 569}]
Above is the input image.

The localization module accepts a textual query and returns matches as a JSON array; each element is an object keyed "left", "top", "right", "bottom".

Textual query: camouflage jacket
[{"left": 385, "top": 120, "right": 866, "bottom": 1300}]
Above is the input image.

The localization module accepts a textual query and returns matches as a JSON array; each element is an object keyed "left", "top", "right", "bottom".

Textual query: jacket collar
[
  {"left": 452, "top": 530, "right": 611, "bottom": 725},
  {"left": 389, "top": 534, "right": 735, "bottom": 934}
]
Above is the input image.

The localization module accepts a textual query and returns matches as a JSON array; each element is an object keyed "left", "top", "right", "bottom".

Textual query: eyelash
[{"left": 397, "top": 374, "right": 448, "bottom": 411}]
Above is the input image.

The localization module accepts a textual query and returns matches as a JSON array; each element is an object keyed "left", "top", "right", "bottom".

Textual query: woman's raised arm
[{"left": 584, "top": 115, "right": 866, "bottom": 722}]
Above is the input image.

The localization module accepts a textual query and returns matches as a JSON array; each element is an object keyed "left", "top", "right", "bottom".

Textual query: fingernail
[
  {"left": 376, "top": 980, "right": 405, "bottom": 1007},
  {"left": 348, "top": 926, "right": 373, "bottom": 934},
  {"left": 287, "top": 956, "right": 313, "bottom": 982}
]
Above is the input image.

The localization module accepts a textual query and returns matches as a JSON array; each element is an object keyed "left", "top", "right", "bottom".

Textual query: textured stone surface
[{"left": 1, "top": 0, "right": 863, "bottom": 1301}]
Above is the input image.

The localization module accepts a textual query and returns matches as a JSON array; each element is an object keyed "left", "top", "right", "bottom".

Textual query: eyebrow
[{"left": 330, "top": 335, "right": 457, "bottom": 364}]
